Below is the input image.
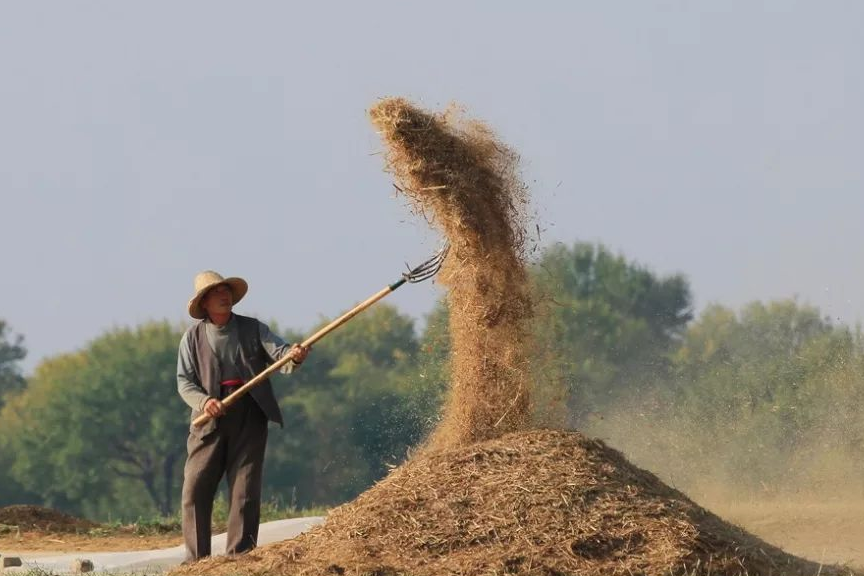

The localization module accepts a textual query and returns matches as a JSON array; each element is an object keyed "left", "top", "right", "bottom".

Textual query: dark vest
[{"left": 186, "top": 314, "right": 284, "bottom": 437}]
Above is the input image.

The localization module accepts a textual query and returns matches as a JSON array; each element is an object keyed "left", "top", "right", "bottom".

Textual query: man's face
[{"left": 201, "top": 284, "right": 234, "bottom": 316}]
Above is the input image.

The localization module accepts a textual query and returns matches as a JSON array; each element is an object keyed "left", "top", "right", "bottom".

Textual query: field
[
  {"left": 1, "top": 497, "right": 861, "bottom": 574},
  {"left": 715, "top": 498, "right": 864, "bottom": 568}
]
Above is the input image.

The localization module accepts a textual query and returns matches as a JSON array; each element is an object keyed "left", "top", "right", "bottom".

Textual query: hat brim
[{"left": 187, "top": 277, "right": 248, "bottom": 319}]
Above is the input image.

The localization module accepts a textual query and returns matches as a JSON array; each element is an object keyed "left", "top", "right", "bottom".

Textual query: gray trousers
[{"left": 181, "top": 393, "right": 269, "bottom": 561}]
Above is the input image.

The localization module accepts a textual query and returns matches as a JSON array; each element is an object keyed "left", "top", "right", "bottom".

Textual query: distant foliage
[
  {"left": 0, "top": 320, "right": 26, "bottom": 406},
  {"left": 4, "top": 243, "right": 864, "bottom": 517},
  {"left": 530, "top": 242, "right": 693, "bottom": 426},
  {"left": 0, "top": 319, "right": 35, "bottom": 507},
  {"left": 591, "top": 299, "right": 864, "bottom": 499},
  {"left": 265, "top": 305, "right": 441, "bottom": 505},
  {"left": 0, "top": 322, "right": 188, "bottom": 517},
  {"left": 0, "top": 307, "right": 444, "bottom": 518}
]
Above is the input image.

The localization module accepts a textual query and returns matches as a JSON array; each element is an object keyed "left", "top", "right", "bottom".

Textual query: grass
[{"left": 0, "top": 522, "right": 19, "bottom": 534}]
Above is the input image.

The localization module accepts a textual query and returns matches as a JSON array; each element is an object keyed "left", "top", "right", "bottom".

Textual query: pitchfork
[{"left": 193, "top": 243, "right": 450, "bottom": 428}]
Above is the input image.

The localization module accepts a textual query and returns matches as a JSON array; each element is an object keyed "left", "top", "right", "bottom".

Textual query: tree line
[{"left": 2, "top": 242, "right": 863, "bottom": 520}]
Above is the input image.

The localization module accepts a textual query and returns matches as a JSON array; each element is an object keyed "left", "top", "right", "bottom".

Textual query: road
[{"left": 2, "top": 517, "right": 324, "bottom": 574}]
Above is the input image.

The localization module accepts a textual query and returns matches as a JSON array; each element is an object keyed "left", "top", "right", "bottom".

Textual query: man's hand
[
  {"left": 290, "top": 344, "right": 311, "bottom": 365},
  {"left": 204, "top": 398, "right": 226, "bottom": 418}
]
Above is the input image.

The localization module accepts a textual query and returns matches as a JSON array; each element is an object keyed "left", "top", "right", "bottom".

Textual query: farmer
[{"left": 176, "top": 270, "right": 310, "bottom": 562}]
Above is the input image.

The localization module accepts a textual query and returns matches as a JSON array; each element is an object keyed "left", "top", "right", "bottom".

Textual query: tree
[
  {"left": 263, "top": 305, "right": 441, "bottom": 506},
  {"left": 0, "top": 322, "right": 188, "bottom": 517},
  {"left": 0, "top": 319, "right": 36, "bottom": 507},
  {"left": 596, "top": 298, "right": 864, "bottom": 499},
  {"left": 530, "top": 242, "right": 693, "bottom": 426},
  {"left": 0, "top": 320, "right": 26, "bottom": 407},
  {"left": 666, "top": 300, "right": 845, "bottom": 485}
]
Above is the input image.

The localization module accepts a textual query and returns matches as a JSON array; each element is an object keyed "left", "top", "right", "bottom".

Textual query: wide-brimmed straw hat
[{"left": 187, "top": 270, "right": 248, "bottom": 319}]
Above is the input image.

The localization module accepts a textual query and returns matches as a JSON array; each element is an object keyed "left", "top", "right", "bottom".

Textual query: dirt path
[
  {"left": 0, "top": 530, "right": 182, "bottom": 552},
  {"left": 712, "top": 499, "right": 864, "bottom": 569}
]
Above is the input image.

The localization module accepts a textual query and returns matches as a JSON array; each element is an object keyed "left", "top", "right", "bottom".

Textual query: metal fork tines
[{"left": 404, "top": 243, "right": 450, "bottom": 283}]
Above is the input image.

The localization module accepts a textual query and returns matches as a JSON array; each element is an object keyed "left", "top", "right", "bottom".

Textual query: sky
[{"left": 2, "top": 2, "right": 864, "bottom": 373}]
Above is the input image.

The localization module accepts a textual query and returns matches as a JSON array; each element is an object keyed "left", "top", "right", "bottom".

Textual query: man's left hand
[{"left": 290, "top": 344, "right": 311, "bottom": 365}]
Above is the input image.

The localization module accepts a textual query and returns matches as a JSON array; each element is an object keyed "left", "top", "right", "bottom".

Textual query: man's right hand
[{"left": 204, "top": 398, "right": 226, "bottom": 418}]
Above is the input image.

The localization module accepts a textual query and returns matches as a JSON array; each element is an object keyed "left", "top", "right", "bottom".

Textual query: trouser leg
[
  {"left": 181, "top": 431, "right": 226, "bottom": 561},
  {"left": 224, "top": 397, "right": 269, "bottom": 555}
]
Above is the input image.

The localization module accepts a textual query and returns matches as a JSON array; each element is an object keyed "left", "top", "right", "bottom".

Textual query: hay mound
[
  {"left": 0, "top": 505, "right": 98, "bottom": 533},
  {"left": 173, "top": 430, "right": 855, "bottom": 576},
  {"left": 369, "top": 98, "right": 533, "bottom": 449}
]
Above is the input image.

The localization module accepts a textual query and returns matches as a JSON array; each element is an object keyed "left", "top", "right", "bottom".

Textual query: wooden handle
[{"left": 192, "top": 283, "right": 399, "bottom": 428}]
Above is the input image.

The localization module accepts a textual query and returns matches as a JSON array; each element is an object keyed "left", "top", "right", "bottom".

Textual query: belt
[{"left": 220, "top": 379, "right": 244, "bottom": 387}]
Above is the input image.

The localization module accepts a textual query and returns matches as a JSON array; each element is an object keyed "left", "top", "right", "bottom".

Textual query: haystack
[
  {"left": 0, "top": 505, "right": 98, "bottom": 533},
  {"left": 173, "top": 430, "right": 856, "bottom": 576}
]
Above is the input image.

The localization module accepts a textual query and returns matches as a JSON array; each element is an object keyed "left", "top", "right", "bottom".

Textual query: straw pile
[
  {"left": 173, "top": 429, "right": 854, "bottom": 576},
  {"left": 369, "top": 97, "right": 533, "bottom": 449},
  {"left": 0, "top": 505, "right": 98, "bottom": 533}
]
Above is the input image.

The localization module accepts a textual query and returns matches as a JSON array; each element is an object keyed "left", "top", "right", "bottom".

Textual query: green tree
[
  {"left": 667, "top": 300, "right": 845, "bottom": 486},
  {"left": 596, "top": 298, "right": 864, "bottom": 498},
  {"left": 0, "top": 320, "right": 26, "bottom": 407},
  {"left": 264, "top": 305, "right": 441, "bottom": 506},
  {"left": 414, "top": 300, "right": 451, "bottom": 417},
  {"left": 0, "top": 322, "right": 188, "bottom": 517},
  {"left": 0, "top": 319, "right": 36, "bottom": 507},
  {"left": 531, "top": 242, "right": 693, "bottom": 426}
]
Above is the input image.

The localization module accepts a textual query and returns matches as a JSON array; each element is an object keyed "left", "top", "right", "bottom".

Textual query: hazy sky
[{"left": 3, "top": 2, "right": 863, "bottom": 372}]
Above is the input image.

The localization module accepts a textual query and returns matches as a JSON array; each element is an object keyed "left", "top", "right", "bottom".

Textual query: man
[{"left": 176, "top": 270, "right": 310, "bottom": 562}]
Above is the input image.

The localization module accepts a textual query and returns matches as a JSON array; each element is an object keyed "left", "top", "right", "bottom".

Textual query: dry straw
[
  {"left": 369, "top": 97, "right": 533, "bottom": 449},
  {"left": 173, "top": 430, "right": 853, "bottom": 576},
  {"left": 0, "top": 505, "right": 98, "bottom": 533}
]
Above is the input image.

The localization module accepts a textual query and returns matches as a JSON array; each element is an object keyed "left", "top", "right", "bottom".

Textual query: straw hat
[{"left": 187, "top": 270, "right": 248, "bottom": 319}]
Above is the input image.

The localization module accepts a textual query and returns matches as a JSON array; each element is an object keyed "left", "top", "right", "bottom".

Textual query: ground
[
  {"left": 0, "top": 530, "right": 182, "bottom": 553},
  {"left": 715, "top": 499, "right": 864, "bottom": 569},
  {"left": 0, "top": 501, "right": 860, "bottom": 570}
]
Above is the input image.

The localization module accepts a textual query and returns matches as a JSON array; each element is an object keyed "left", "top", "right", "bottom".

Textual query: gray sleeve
[
  {"left": 177, "top": 331, "right": 211, "bottom": 411},
  {"left": 258, "top": 321, "right": 297, "bottom": 374}
]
